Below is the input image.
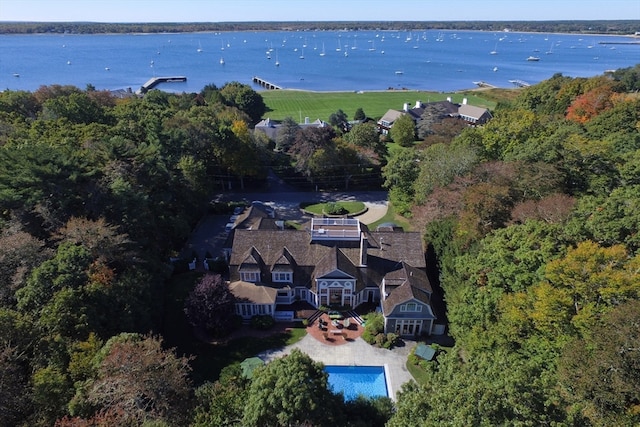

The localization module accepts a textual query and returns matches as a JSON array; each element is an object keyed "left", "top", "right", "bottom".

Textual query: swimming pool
[{"left": 325, "top": 365, "right": 389, "bottom": 400}]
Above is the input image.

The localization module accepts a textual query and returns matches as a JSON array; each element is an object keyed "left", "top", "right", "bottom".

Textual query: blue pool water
[{"left": 325, "top": 365, "right": 389, "bottom": 400}]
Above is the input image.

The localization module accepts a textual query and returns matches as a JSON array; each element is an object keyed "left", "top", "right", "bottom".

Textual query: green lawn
[
  {"left": 260, "top": 90, "right": 496, "bottom": 122},
  {"left": 163, "top": 272, "right": 307, "bottom": 384},
  {"left": 406, "top": 359, "right": 431, "bottom": 385},
  {"left": 368, "top": 202, "right": 412, "bottom": 231},
  {"left": 301, "top": 201, "right": 366, "bottom": 215}
]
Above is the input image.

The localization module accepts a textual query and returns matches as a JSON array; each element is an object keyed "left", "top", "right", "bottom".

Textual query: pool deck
[{"left": 258, "top": 334, "right": 416, "bottom": 400}]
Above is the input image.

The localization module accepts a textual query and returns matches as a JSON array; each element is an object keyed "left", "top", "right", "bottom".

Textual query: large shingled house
[
  {"left": 227, "top": 217, "right": 436, "bottom": 336},
  {"left": 377, "top": 98, "right": 492, "bottom": 134}
]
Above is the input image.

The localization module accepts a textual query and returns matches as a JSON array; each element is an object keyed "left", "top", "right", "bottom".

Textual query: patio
[{"left": 306, "top": 312, "right": 364, "bottom": 346}]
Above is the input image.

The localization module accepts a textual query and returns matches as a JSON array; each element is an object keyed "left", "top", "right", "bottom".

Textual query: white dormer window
[
  {"left": 240, "top": 271, "right": 259, "bottom": 283},
  {"left": 400, "top": 302, "right": 421, "bottom": 312},
  {"left": 272, "top": 272, "right": 292, "bottom": 282}
]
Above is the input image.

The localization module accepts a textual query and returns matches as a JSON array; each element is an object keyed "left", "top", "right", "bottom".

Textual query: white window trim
[
  {"left": 400, "top": 302, "right": 421, "bottom": 312},
  {"left": 272, "top": 271, "right": 292, "bottom": 283},
  {"left": 240, "top": 271, "right": 259, "bottom": 282}
]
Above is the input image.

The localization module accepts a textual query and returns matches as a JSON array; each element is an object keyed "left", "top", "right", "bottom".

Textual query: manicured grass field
[{"left": 260, "top": 89, "right": 497, "bottom": 122}]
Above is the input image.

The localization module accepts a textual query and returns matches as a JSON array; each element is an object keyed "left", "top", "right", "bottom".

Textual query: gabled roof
[
  {"left": 239, "top": 247, "right": 264, "bottom": 271},
  {"left": 255, "top": 118, "right": 278, "bottom": 128},
  {"left": 228, "top": 227, "right": 426, "bottom": 292},
  {"left": 229, "top": 280, "right": 277, "bottom": 305},
  {"left": 378, "top": 109, "right": 405, "bottom": 124},
  {"left": 314, "top": 246, "right": 357, "bottom": 279},
  {"left": 429, "top": 100, "right": 460, "bottom": 116},
  {"left": 382, "top": 262, "right": 434, "bottom": 316},
  {"left": 458, "top": 104, "right": 492, "bottom": 121},
  {"left": 271, "top": 247, "right": 296, "bottom": 272}
]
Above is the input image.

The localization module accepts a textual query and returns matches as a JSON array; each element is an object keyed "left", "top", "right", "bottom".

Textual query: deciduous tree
[
  {"left": 184, "top": 274, "right": 237, "bottom": 338},
  {"left": 242, "top": 349, "right": 341, "bottom": 427},
  {"left": 558, "top": 300, "right": 640, "bottom": 427},
  {"left": 86, "top": 334, "right": 192, "bottom": 426},
  {"left": 389, "top": 113, "right": 415, "bottom": 147}
]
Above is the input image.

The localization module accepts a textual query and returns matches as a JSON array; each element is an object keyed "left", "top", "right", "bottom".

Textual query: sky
[{"left": 1, "top": 0, "right": 639, "bottom": 22}]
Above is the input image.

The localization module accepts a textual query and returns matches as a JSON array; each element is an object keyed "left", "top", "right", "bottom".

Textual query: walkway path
[{"left": 354, "top": 201, "right": 388, "bottom": 225}]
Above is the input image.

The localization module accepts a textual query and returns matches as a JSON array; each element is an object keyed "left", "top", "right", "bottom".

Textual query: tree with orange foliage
[{"left": 565, "top": 83, "right": 615, "bottom": 123}]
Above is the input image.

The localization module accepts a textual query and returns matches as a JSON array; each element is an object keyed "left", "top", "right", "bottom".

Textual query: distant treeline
[{"left": 0, "top": 20, "right": 638, "bottom": 35}]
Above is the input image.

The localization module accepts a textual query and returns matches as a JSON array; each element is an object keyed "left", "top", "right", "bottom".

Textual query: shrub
[
  {"left": 408, "top": 353, "right": 421, "bottom": 366},
  {"left": 364, "top": 312, "right": 384, "bottom": 335},
  {"left": 362, "top": 328, "right": 376, "bottom": 345},
  {"left": 250, "top": 314, "right": 275, "bottom": 330},
  {"left": 325, "top": 202, "right": 347, "bottom": 215},
  {"left": 382, "top": 333, "right": 399, "bottom": 349}
]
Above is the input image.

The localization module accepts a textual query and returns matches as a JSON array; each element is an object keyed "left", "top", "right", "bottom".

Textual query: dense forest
[
  {"left": 0, "top": 20, "right": 638, "bottom": 35},
  {"left": 0, "top": 62, "right": 638, "bottom": 426},
  {"left": 384, "top": 65, "right": 640, "bottom": 426}
]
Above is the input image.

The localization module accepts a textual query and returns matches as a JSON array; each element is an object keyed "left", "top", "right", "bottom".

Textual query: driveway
[{"left": 183, "top": 169, "right": 389, "bottom": 260}]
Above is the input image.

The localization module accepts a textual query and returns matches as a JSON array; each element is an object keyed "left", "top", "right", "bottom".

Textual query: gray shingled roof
[
  {"left": 228, "top": 228, "right": 426, "bottom": 294},
  {"left": 382, "top": 262, "right": 434, "bottom": 316},
  {"left": 458, "top": 104, "right": 492, "bottom": 121},
  {"left": 229, "top": 280, "right": 278, "bottom": 304}
]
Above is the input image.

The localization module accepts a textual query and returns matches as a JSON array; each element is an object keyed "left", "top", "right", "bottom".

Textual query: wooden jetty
[
  {"left": 136, "top": 76, "right": 187, "bottom": 94},
  {"left": 252, "top": 76, "right": 282, "bottom": 90},
  {"left": 473, "top": 81, "right": 497, "bottom": 88},
  {"left": 509, "top": 79, "right": 531, "bottom": 88}
]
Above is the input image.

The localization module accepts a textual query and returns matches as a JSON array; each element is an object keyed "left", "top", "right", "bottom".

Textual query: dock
[
  {"left": 509, "top": 79, "right": 531, "bottom": 88},
  {"left": 136, "top": 76, "right": 187, "bottom": 95},
  {"left": 473, "top": 81, "right": 497, "bottom": 88},
  {"left": 252, "top": 76, "right": 282, "bottom": 90}
]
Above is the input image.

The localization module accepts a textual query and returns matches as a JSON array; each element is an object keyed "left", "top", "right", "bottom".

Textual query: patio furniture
[
  {"left": 328, "top": 311, "right": 344, "bottom": 320},
  {"left": 330, "top": 329, "right": 342, "bottom": 335},
  {"left": 343, "top": 318, "right": 350, "bottom": 329}
]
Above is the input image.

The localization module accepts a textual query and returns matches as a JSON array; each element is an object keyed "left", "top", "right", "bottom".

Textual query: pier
[
  {"left": 252, "top": 76, "right": 282, "bottom": 90},
  {"left": 136, "top": 76, "right": 187, "bottom": 94},
  {"left": 473, "top": 81, "right": 497, "bottom": 88},
  {"left": 509, "top": 79, "right": 531, "bottom": 88}
]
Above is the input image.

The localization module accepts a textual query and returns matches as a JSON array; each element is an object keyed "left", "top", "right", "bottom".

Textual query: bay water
[{"left": 1, "top": 29, "right": 637, "bottom": 93}]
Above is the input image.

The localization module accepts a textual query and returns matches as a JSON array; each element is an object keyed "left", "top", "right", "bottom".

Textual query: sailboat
[
  {"left": 351, "top": 38, "right": 357, "bottom": 50},
  {"left": 220, "top": 57, "right": 225, "bottom": 65},
  {"left": 545, "top": 41, "right": 554, "bottom": 54},
  {"left": 319, "top": 42, "right": 326, "bottom": 56},
  {"left": 490, "top": 42, "right": 498, "bottom": 55},
  {"left": 197, "top": 41, "right": 203, "bottom": 53},
  {"left": 275, "top": 49, "right": 280, "bottom": 66},
  {"left": 299, "top": 47, "right": 304, "bottom": 59},
  {"left": 336, "top": 38, "right": 341, "bottom": 52}
]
